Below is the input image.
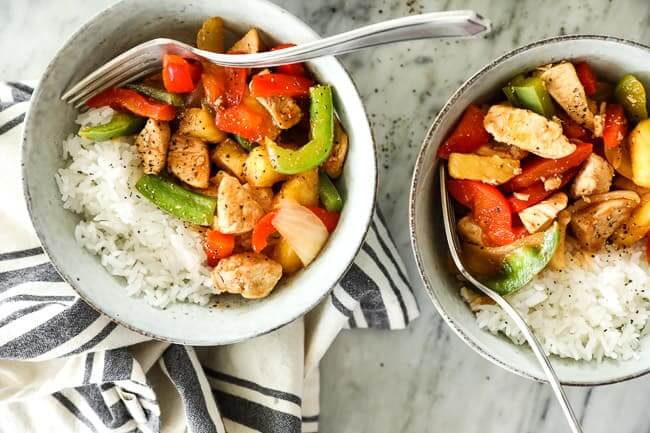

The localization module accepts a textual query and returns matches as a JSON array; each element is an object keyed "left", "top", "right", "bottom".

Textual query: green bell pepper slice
[
  {"left": 502, "top": 74, "right": 525, "bottom": 106},
  {"left": 234, "top": 135, "right": 255, "bottom": 152},
  {"left": 126, "top": 83, "right": 185, "bottom": 107},
  {"left": 78, "top": 112, "right": 146, "bottom": 141},
  {"left": 265, "top": 85, "right": 334, "bottom": 175},
  {"left": 615, "top": 74, "right": 648, "bottom": 122},
  {"left": 484, "top": 223, "right": 560, "bottom": 295},
  {"left": 135, "top": 174, "right": 217, "bottom": 226},
  {"left": 512, "top": 76, "right": 555, "bottom": 118},
  {"left": 318, "top": 172, "right": 343, "bottom": 212}
]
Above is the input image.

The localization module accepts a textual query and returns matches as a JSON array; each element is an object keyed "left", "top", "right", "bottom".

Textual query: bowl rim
[
  {"left": 409, "top": 34, "right": 650, "bottom": 386},
  {"left": 21, "top": 0, "right": 378, "bottom": 345}
]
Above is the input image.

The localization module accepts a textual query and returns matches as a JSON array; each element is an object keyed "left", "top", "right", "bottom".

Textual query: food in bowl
[
  {"left": 439, "top": 59, "right": 650, "bottom": 361},
  {"left": 56, "top": 17, "right": 348, "bottom": 307}
]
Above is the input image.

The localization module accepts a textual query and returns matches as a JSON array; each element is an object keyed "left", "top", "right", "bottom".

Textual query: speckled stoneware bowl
[
  {"left": 410, "top": 35, "right": 650, "bottom": 385},
  {"left": 22, "top": 0, "right": 376, "bottom": 345}
]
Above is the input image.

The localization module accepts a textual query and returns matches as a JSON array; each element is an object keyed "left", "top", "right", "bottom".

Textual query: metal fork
[
  {"left": 439, "top": 165, "right": 583, "bottom": 433},
  {"left": 61, "top": 10, "right": 490, "bottom": 108}
]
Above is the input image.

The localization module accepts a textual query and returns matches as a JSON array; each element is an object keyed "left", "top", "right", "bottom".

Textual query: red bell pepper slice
[
  {"left": 575, "top": 61, "right": 598, "bottom": 97},
  {"left": 448, "top": 180, "right": 526, "bottom": 246},
  {"left": 162, "top": 54, "right": 202, "bottom": 94},
  {"left": 224, "top": 67, "right": 248, "bottom": 106},
  {"left": 252, "top": 211, "right": 278, "bottom": 253},
  {"left": 250, "top": 73, "right": 313, "bottom": 98},
  {"left": 603, "top": 104, "right": 628, "bottom": 149},
  {"left": 201, "top": 63, "right": 249, "bottom": 108},
  {"left": 214, "top": 96, "right": 277, "bottom": 142},
  {"left": 507, "top": 168, "right": 578, "bottom": 213},
  {"left": 437, "top": 105, "right": 490, "bottom": 159},
  {"left": 507, "top": 142, "right": 593, "bottom": 191},
  {"left": 307, "top": 206, "right": 340, "bottom": 233},
  {"left": 271, "top": 43, "right": 306, "bottom": 76},
  {"left": 204, "top": 230, "right": 235, "bottom": 266},
  {"left": 86, "top": 88, "right": 176, "bottom": 121}
]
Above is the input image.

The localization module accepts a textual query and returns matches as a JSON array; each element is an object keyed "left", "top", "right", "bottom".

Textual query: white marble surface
[{"left": 4, "top": 0, "right": 650, "bottom": 432}]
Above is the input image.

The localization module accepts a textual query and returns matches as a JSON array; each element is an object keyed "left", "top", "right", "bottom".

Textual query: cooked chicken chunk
[
  {"left": 570, "top": 154, "right": 614, "bottom": 198},
  {"left": 460, "top": 286, "right": 494, "bottom": 312},
  {"left": 228, "top": 28, "right": 264, "bottom": 54},
  {"left": 211, "top": 252, "right": 283, "bottom": 299},
  {"left": 569, "top": 191, "right": 641, "bottom": 251},
  {"left": 168, "top": 134, "right": 210, "bottom": 188},
  {"left": 242, "top": 184, "right": 273, "bottom": 213},
  {"left": 540, "top": 63, "right": 597, "bottom": 132},
  {"left": 483, "top": 105, "right": 576, "bottom": 159},
  {"left": 215, "top": 174, "right": 264, "bottom": 234},
  {"left": 135, "top": 119, "right": 170, "bottom": 174},
  {"left": 254, "top": 70, "right": 303, "bottom": 129},
  {"left": 323, "top": 118, "right": 349, "bottom": 179},
  {"left": 518, "top": 192, "right": 568, "bottom": 233},
  {"left": 457, "top": 216, "right": 484, "bottom": 245},
  {"left": 475, "top": 142, "right": 529, "bottom": 160}
]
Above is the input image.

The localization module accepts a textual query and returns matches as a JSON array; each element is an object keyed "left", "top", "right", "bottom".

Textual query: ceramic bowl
[
  {"left": 22, "top": 0, "right": 376, "bottom": 345},
  {"left": 410, "top": 35, "right": 650, "bottom": 385}
]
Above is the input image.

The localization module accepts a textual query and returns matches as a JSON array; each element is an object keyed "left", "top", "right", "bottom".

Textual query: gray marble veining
[{"left": 3, "top": 0, "right": 650, "bottom": 432}]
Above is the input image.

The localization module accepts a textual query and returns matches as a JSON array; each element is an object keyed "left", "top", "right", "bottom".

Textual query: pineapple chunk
[{"left": 448, "top": 153, "right": 521, "bottom": 185}]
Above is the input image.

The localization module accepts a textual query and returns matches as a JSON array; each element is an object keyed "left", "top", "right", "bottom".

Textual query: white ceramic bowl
[
  {"left": 22, "top": 0, "right": 376, "bottom": 345},
  {"left": 410, "top": 35, "right": 650, "bottom": 385}
]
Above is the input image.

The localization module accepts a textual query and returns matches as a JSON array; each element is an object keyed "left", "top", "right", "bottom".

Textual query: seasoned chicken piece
[
  {"left": 323, "top": 118, "right": 349, "bottom": 179},
  {"left": 519, "top": 192, "right": 568, "bottom": 233},
  {"left": 570, "top": 154, "right": 614, "bottom": 198},
  {"left": 483, "top": 105, "right": 576, "bottom": 159},
  {"left": 540, "top": 63, "right": 596, "bottom": 131},
  {"left": 215, "top": 174, "right": 264, "bottom": 234},
  {"left": 457, "top": 216, "right": 484, "bottom": 245},
  {"left": 211, "top": 252, "right": 283, "bottom": 299},
  {"left": 543, "top": 175, "right": 562, "bottom": 191},
  {"left": 256, "top": 95, "right": 303, "bottom": 129},
  {"left": 475, "top": 142, "right": 529, "bottom": 160},
  {"left": 228, "top": 28, "right": 264, "bottom": 54},
  {"left": 569, "top": 191, "right": 641, "bottom": 251},
  {"left": 168, "top": 134, "right": 210, "bottom": 188},
  {"left": 254, "top": 70, "right": 303, "bottom": 129},
  {"left": 135, "top": 119, "right": 170, "bottom": 174},
  {"left": 460, "top": 286, "right": 494, "bottom": 312},
  {"left": 242, "top": 184, "right": 273, "bottom": 213}
]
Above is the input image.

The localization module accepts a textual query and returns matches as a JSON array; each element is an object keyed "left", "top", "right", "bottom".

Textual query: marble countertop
[{"left": 4, "top": 0, "right": 650, "bottom": 431}]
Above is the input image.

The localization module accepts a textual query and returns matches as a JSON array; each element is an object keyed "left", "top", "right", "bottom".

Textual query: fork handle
[{"left": 197, "top": 10, "right": 490, "bottom": 68}]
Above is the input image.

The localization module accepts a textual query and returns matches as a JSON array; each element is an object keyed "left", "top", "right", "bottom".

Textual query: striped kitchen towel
[{"left": 0, "top": 81, "right": 419, "bottom": 433}]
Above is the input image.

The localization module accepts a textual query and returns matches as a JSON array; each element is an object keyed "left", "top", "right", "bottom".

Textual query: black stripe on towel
[
  {"left": 0, "top": 262, "right": 63, "bottom": 292},
  {"left": 162, "top": 345, "right": 219, "bottom": 433},
  {"left": 0, "top": 246, "right": 43, "bottom": 261},
  {"left": 0, "top": 294, "right": 75, "bottom": 305},
  {"left": 302, "top": 415, "right": 319, "bottom": 422},
  {"left": 214, "top": 389, "right": 301, "bottom": 433},
  {"left": 0, "top": 299, "right": 100, "bottom": 359},
  {"left": 7, "top": 81, "right": 34, "bottom": 96},
  {"left": 0, "top": 112, "right": 25, "bottom": 135},
  {"left": 330, "top": 291, "right": 357, "bottom": 328},
  {"left": 361, "top": 242, "right": 408, "bottom": 324},
  {"left": 0, "top": 302, "right": 65, "bottom": 328},
  {"left": 338, "top": 263, "right": 390, "bottom": 328},
  {"left": 204, "top": 367, "right": 301, "bottom": 406},
  {"left": 370, "top": 220, "right": 412, "bottom": 290},
  {"left": 52, "top": 391, "right": 98, "bottom": 432},
  {"left": 83, "top": 353, "right": 95, "bottom": 384},
  {"left": 103, "top": 348, "right": 134, "bottom": 382},
  {"left": 65, "top": 321, "right": 118, "bottom": 356},
  {"left": 77, "top": 385, "right": 132, "bottom": 429}
]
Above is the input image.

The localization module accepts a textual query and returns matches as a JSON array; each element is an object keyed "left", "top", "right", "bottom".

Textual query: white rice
[
  {"left": 56, "top": 108, "right": 213, "bottom": 308},
  {"left": 475, "top": 243, "right": 650, "bottom": 361}
]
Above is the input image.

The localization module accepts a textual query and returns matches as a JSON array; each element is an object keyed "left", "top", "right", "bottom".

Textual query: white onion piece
[{"left": 272, "top": 200, "right": 329, "bottom": 266}]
